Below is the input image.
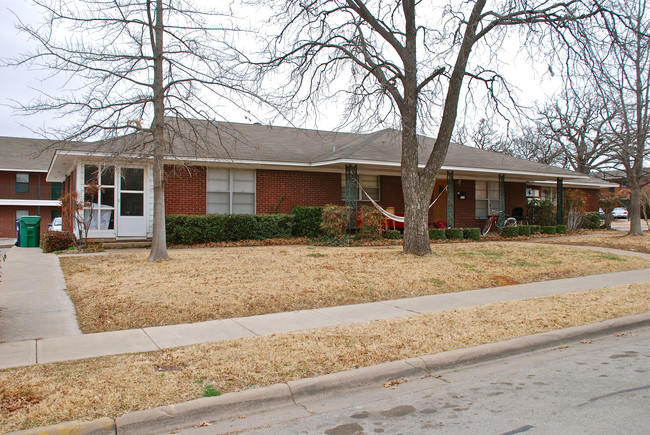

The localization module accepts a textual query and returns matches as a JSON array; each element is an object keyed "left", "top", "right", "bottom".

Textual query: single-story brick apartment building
[{"left": 34, "top": 120, "right": 614, "bottom": 241}]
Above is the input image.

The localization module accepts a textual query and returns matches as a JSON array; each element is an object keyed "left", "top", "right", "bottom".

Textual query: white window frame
[
  {"left": 341, "top": 174, "right": 380, "bottom": 201},
  {"left": 206, "top": 168, "right": 256, "bottom": 214},
  {"left": 82, "top": 164, "right": 116, "bottom": 233},
  {"left": 475, "top": 180, "right": 500, "bottom": 219}
]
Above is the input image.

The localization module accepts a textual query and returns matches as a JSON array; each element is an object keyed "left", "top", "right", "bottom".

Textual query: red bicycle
[{"left": 481, "top": 211, "right": 517, "bottom": 235}]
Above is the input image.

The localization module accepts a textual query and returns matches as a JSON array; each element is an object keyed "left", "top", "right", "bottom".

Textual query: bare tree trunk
[
  {"left": 628, "top": 180, "right": 643, "bottom": 235},
  {"left": 147, "top": 0, "right": 169, "bottom": 261}
]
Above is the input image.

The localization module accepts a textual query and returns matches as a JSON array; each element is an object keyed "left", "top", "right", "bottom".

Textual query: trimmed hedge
[
  {"left": 445, "top": 228, "right": 464, "bottom": 240},
  {"left": 166, "top": 214, "right": 293, "bottom": 245},
  {"left": 384, "top": 229, "right": 402, "bottom": 239},
  {"left": 41, "top": 231, "right": 75, "bottom": 253},
  {"left": 462, "top": 228, "right": 481, "bottom": 241},
  {"left": 530, "top": 225, "right": 542, "bottom": 234},
  {"left": 517, "top": 225, "right": 532, "bottom": 236},
  {"left": 500, "top": 226, "right": 519, "bottom": 238},
  {"left": 429, "top": 228, "right": 446, "bottom": 240},
  {"left": 541, "top": 225, "right": 557, "bottom": 235},
  {"left": 555, "top": 224, "right": 567, "bottom": 234},
  {"left": 293, "top": 206, "right": 323, "bottom": 238},
  {"left": 582, "top": 212, "right": 602, "bottom": 230}
]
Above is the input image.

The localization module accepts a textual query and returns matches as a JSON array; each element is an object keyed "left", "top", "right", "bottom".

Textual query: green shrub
[
  {"left": 166, "top": 213, "right": 292, "bottom": 244},
  {"left": 384, "top": 229, "right": 402, "bottom": 239},
  {"left": 41, "top": 231, "right": 75, "bottom": 253},
  {"left": 256, "top": 214, "right": 293, "bottom": 239},
  {"left": 541, "top": 225, "right": 557, "bottom": 235},
  {"left": 462, "top": 228, "right": 481, "bottom": 241},
  {"left": 445, "top": 228, "right": 464, "bottom": 239},
  {"left": 293, "top": 206, "right": 323, "bottom": 238},
  {"left": 517, "top": 225, "right": 532, "bottom": 236},
  {"left": 555, "top": 224, "right": 567, "bottom": 234},
  {"left": 358, "top": 205, "right": 383, "bottom": 240},
  {"left": 582, "top": 212, "right": 602, "bottom": 229},
  {"left": 429, "top": 228, "right": 446, "bottom": 240},
  {"left": 530, "top": 225, "right": 542, "bottom": 234},
  {"left": 320, "top": 204, "right": 347, "bottom": 238},
  {"left": 500, "top": 226, "right": 519, "bottom": 238}
]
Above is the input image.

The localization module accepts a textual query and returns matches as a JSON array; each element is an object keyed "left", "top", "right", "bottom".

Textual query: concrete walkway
[
  {"left": 0, "top": 247, "right": 81, "bottom": 345},
  {"left": 0, "top": 243, "right": 648, "bottom": 370}
]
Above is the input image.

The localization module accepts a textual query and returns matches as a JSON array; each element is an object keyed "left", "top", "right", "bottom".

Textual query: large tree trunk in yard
[{"left": 628, "top": 181, "right": 644, "bottom": 236}]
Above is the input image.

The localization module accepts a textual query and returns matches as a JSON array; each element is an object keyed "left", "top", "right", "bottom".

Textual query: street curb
[{"left": 7, "top": 312, "right": 650, "bottom": 435}]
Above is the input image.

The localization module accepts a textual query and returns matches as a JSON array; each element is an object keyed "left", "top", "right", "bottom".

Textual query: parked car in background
[
  {"left": 48, "top": 216, "right": 63, "bottom": 231},
  {"left": 612, "top": 207, "right": 628, "bottom": 219}
]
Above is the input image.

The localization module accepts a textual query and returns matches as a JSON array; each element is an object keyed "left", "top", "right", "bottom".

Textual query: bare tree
[
  {"left": 455, "top": 118, "right": 505, "bottom": 152},
  {"left": 555, "top": 0, "right": 649, "bottom": 235},
  {"left": 7, "top": 0, "right": 245, "bottom": 260},
  {"left": 538, "top": 91, "right": 614, "bottom": 174},
  {"left": 504, "top": 124, "right": 566, "bottom": 167},
  {"left": 250, "top": 0, "right": 600, "bottom": 255}
]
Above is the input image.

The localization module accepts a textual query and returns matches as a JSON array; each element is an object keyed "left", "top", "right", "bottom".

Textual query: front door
[{"left": 117, "top": 167, "right": 146, "bottom": 237}]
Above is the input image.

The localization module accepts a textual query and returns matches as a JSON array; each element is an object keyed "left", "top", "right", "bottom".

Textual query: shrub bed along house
[
  {"left": 517, "top": 225, "right": 532, "bottom": 237},
  {"left": 582, "top": 212, "right": 602, "bottom": 229},
  {"left": 429, "top": 228, "right": 446, "bottom": 240},
  {"left": 500, "top": 226, "right": 519, "bottom": 238},
  {"left": 541, "top": 225, "right": 557, "bottom": 235},
  {"left": 445, "top": 228, "right": 464, "bottom": 240},
  {"left": 292, "top": 206, "right": 323, "bottom": 238},
  {"left": 462, "top": 228, "right": 481, "bottom": 241},
  {"left": 383, "top": 229, "right": 402, "bottom": 239},
  {"left": 556, "top": 224, "right": 568, "bottom": 234},
  {"left": 166, "top": 214, "right": 293, "bottom": 245}
]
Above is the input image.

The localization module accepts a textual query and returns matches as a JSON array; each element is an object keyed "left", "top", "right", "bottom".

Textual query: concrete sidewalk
[
  {"left": 0, "top": 247, "right": 81, "bottom": 345},
  {"left": 0, "top": 251, "right": 648, "bottom": 369}
]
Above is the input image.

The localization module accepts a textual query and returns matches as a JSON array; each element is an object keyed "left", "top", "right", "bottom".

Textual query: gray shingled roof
[
  {"left": 0, "top": 137, "right": 59, "bottom": 171},
  {"left": 6, "top": 120, "right": 611, "bottom": 186}
]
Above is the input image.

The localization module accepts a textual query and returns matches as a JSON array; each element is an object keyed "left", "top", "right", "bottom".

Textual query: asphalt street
[{"left": 176, "top": 327, "right": 650, "bottom": 434}]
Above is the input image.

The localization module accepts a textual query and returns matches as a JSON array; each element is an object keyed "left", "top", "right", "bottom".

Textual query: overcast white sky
[{"left": 0, "top": 0, "right": 564, "bottom": 139}]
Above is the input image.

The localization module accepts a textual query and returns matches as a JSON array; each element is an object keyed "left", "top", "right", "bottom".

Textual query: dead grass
[
  {"left": 542, "top": 230, "right": 650, "bottom": 254},
  {"left": 60, "top": 242, "right": 649, "bottom": 333},
  {"left": 1, "top": 282, "right": 648, "bottom": 433}
]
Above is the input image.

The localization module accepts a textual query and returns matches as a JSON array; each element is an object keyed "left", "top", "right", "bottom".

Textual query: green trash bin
[{"left": 20, "top": 216, "right": 42, "bottom": 248}]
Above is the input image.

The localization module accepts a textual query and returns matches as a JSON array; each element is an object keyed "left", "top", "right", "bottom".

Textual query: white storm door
[{"left": 117, "top": 167, "right": 146, "bottom": 237}]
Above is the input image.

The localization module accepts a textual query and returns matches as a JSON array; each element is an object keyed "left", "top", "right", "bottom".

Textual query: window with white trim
[
  {"left": 340, "top": 174, "right": 380, "bottom": 201},
  {"left": 207, "top": 168, "right": 256, "bottom": 214},
  {"left": 83, "top": 164, "right": 115, "bottom": 230},
  {"left": 475, "top": 180, "right": 500, "bottom": 219}
]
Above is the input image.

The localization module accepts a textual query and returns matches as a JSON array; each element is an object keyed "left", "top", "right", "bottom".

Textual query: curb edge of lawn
[{"left": 9, "top": 312, "right": 650, "bottom": 435}]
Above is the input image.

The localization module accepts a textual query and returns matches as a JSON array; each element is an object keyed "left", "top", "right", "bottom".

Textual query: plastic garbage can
[{"left": 19, "top": 216, "right": 41, "bottom": 248}]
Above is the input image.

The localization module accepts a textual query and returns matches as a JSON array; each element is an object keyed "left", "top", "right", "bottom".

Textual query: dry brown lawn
[
  {"left": 542, "top": 230, "right": 650, "bottom": 253},
  {"left": 1, "top": 282, "right": 648, "bottom": 433},
  {"left": 60, "top": 242, "right": 649, "bottom": 333}
]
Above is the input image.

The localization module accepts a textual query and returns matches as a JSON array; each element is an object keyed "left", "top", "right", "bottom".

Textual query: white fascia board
[
  {"left": 0, "top": 199, "right": 61, "bottom": 206},
  {"left": 530, "top": 179, "right": 616, "bottom": 189},
  {"left": 440, "top": 165, "right": 585, "bottom": 180}
]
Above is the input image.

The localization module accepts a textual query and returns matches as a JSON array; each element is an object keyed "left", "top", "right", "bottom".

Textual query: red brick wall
[
  {"left": 0, "top": 171, "right": 54, "bottom": 200},
  {"left": 256, "top": 169, "right": 342, "bottom": 213},
  {"left": 164, "top": 165, "right": 207, "bottom": 215},
  {"left": 583, "top": 189, "right": 600, "bottom": 211},
  {"left": 0, "top": 206, "right": 59, "bottom": 238}
]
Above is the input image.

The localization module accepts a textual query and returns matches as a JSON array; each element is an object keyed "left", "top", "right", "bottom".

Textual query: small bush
[
  {"left": 41, "top": 231, "right": 75, "bottom": 253},
  {"left": 582, "top": 212, "right": 602, "bottom": 229},
  {"left": 527, "top": 199, "right": 555, "bottom": 226},
  {"left": 225, "top": 214, "right": 258, "bottom": 241},
  {"left": 445, "top": 228, "right": 464, "bottom": 239},
  {"left": 383, "top": 229, "right": 402, "bottom": 239},
  {"left": 358, "top": 205, "right": 383, "bottom": 240},
  {"left": 530, "top": 225, "right": 542, "bottom": 234},
  {"left": 320, "top": 204, "right": 347, "bottom": 238},
  {"left": 293, "top": 206, "right": 323, "bottom": 238},
  {"left": 500, "top": 226, "right": 519, "bottom": 238},
  {"left": 429, "top": 228, "right": 446, "bottom": 240},
  {"left": 256, "top": 214, "right": 293, "bottom": 239},
  {"left": 462, "top": 228, "right": 481, "bottom": 241},
  {"left": 555, "top": 224, "right": 567, "bottom": 234},
  {"left": 517, "top": 225, "right": 532, "bottom": 237},
  {"left": 541, "top": 225, "right": 557, "bottom": 235}
]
